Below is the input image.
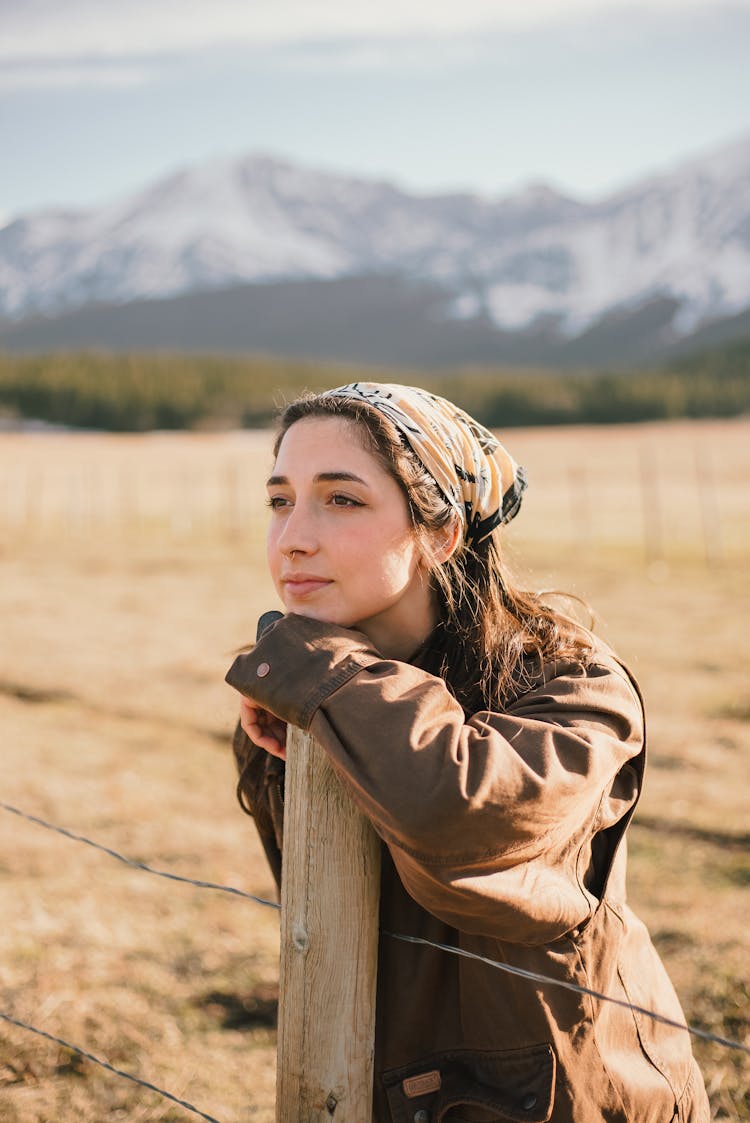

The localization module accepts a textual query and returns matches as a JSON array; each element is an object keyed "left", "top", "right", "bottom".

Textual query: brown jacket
[{"left": 226, "top": 614, "right": 709, "bottom": 1123}]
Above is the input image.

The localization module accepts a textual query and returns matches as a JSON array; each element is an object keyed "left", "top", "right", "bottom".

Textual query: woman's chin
[{"left": 284, "top": 603, "right": 354, "bottom": 628}]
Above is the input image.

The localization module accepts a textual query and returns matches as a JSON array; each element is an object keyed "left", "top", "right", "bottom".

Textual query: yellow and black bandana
[{"left": 321, "top": 382, "right": 527, "bottom": 547}]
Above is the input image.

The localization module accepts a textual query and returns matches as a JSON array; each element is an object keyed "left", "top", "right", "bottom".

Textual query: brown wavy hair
[{"left": 274, "top": 393, "right": 594, "bottom": 712}]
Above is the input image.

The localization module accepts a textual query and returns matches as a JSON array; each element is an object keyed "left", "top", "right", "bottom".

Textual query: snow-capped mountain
[
  {"left": 1, "top": 133, "right": 749, "bottom": 354},
  {"left": 0, "top": 156, "right": 584, "bottom": 319}
]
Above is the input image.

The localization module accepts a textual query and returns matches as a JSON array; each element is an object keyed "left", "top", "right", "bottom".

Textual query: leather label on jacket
[{"left": 403, "top": 1069, "right": 442, "bottom": 1097}]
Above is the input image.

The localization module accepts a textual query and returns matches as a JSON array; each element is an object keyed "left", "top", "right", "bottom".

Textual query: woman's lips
[{"left": 282, "top": 577, "right": 332, "bottom": 597}]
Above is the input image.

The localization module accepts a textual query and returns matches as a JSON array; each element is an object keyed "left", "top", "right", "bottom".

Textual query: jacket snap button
[
  {"left": 256, "top": 662, "right": 271, "bottom": 678},
  {"left": 413, "top": 1111, "right": 430, "bottom": 1123},
  {"left": 521, "top": 1092, "right": 538, "bottom": 1110}
]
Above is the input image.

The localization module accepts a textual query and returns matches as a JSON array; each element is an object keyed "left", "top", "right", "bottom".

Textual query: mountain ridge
[{"left": 1, "top": 132, "right": 749, "bottom": 365}]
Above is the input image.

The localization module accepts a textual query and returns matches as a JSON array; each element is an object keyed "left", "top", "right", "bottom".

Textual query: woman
[{"left": 226, "top": 382, "right": 708, "bottom": 1122}]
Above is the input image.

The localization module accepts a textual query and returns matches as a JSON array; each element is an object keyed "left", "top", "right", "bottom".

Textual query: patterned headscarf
[{"left": 320, "top": 382, "right": 527, "bottom": 547}]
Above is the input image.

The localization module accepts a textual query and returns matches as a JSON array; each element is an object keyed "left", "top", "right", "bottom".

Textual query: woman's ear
[{"left": 425, "top": 515, "right": 462, "bottom": 566}]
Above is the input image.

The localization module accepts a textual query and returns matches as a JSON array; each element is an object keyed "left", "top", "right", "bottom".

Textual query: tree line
[{"left": 0, "top": 340, "right": 748, "bottom": 431}]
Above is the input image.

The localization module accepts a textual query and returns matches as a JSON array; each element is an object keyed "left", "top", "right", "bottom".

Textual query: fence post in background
[
  {"left": 695, "top": 445, "right": 724, "bottom": 569},
  {"left": 568, "top": 465, "right": 592, "bottom": 551},
  {"left": 171, "top": 468, "right": 194, "bottom": 538},
  {"left": 638, "top": 444, "right": 663, "bottom": 568},
  {"left": 65, "top": 472, "right": 82, "bottom": 538},
  {"left": 224, "top": 461, "right": 241, "bottom": 539},
  {"left": 118, "top": 465, "right": 134, "bottom": 538},
  {"left": 25, "top": 470, "right": 42, "bottom": 535},
  {"left": 276, "top": 725, "right": 381, "bottom": 1123}
]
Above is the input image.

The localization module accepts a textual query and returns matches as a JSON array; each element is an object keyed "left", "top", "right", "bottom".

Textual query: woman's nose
[{"left": 277, "top": 503, "right": 317, "bottom": 557}]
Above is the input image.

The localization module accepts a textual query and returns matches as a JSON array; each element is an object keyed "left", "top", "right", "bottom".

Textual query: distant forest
[{"left": 1, "top": 339, "right": 749, "bottom": 431}]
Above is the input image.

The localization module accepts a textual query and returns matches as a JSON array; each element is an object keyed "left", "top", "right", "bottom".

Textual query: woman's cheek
[{"left": 266, "top": 532, "right": 283, "bottom": 588}]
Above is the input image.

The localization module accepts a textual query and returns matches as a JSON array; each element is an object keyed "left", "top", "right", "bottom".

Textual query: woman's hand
[{"left": 238, "top": 696, "right": 287, "bottom": 760}]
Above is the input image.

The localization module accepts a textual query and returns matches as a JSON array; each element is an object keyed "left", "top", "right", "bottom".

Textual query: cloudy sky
[{"left": 1, "top": 0, "right": 749, "bottom": 222}]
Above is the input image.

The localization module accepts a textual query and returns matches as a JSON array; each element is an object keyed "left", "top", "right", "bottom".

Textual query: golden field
[{"left": 0, "top": 417, "right": 748, "bottom": 1121}]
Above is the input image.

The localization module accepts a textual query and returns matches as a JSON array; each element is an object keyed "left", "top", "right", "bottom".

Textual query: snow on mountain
[
  {"left": 1, "top": 134, "right": 749, "bottom": 342},
  {"left": 466, "top": 134, "right": 750, "bottom": 337}
]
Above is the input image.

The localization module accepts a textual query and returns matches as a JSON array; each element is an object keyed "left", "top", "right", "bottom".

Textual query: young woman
[{"left": 226, "top": 382, "right": 709, "bottom": 1122}]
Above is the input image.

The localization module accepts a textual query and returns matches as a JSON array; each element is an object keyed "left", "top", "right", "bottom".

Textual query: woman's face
[{"left": 266, "top": 416, "right": 440, "bottom": 659}]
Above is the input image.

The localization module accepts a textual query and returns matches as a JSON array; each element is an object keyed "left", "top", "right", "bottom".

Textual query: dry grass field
[{"left": 0, "top": 417, "right": 748, "bottom": 1121}]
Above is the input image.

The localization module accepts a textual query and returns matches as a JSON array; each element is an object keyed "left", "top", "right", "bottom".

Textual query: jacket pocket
[{"left": 382, "top": 1044, "right": 555, "bottom": 1123}]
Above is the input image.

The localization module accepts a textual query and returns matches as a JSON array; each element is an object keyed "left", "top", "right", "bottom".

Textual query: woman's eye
[
  {"left": 266, "top": 496, "right": 291, "bottom": 510},
  {"left": 330, "top": 493, "right": 363, "bottom": 508}
]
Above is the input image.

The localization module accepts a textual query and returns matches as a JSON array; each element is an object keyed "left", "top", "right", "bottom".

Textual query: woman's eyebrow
[
  {"left": 315, "top": 471, "right": 368, "bottom": 485},
  {"left": 266, "top": 471, "right": 369, "bottom": 486}
]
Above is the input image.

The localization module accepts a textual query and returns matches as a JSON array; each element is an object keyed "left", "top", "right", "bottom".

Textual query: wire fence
[
  {"left": 2, "top": 429, "right": 748, "bottom": 567},
  {"left": 2, "top": 798, "right": 748, "bottom": 1123},
  {"left": 0, "top": 800, "right": 279, "bottom": 910},
  {"left": 0, "top": 1011, "right": 224, "bottom": 1123}
]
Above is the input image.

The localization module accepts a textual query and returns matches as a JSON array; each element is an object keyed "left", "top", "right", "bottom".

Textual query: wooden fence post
[{"left": 276, "top": 726, "right": 381, "bottom": 1122}]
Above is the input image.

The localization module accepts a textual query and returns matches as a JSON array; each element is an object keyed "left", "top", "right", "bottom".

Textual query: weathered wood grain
[{"left": 276, "top": 726, "right": 380, "bottom": 1123}]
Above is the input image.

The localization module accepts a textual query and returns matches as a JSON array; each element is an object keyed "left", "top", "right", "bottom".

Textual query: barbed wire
[
  {"left": 0, "top": 1010, "right": 223, "bottom": 1123},
  {"left": 384, "top": 932, "right": 750, "bottom": 1056},
  {"left": 3, "top": 799, "right": 748, "bottom": 1059},
  {"left": 0, "top": 800, "right": 279, "bottom": 911}
]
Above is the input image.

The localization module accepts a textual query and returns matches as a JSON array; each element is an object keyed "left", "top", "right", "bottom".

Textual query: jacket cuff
[{"left": 225, "top": 613, "right": 381, "bottom": 730}]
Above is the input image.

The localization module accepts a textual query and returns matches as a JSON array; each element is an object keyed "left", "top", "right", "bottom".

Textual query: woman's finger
[
  {"left": 244, "top": 720, "right": 287, "bottom": 760},
  {"left": 238, "top": 697, "right": 287, "bottom": 759}
]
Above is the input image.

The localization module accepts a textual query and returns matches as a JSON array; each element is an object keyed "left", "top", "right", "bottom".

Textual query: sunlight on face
[{"left": 266, "top": 416, "right": 438, "bottom": 659}]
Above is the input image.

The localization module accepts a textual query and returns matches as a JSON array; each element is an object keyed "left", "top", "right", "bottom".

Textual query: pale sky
[{"left": 1, "top": 0, "right": 749, "bottom": 222}]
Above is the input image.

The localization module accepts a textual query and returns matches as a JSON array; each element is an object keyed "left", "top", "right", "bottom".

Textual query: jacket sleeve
[{"left": 226, "top": 614, "right": 645, "bottom": 943}]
